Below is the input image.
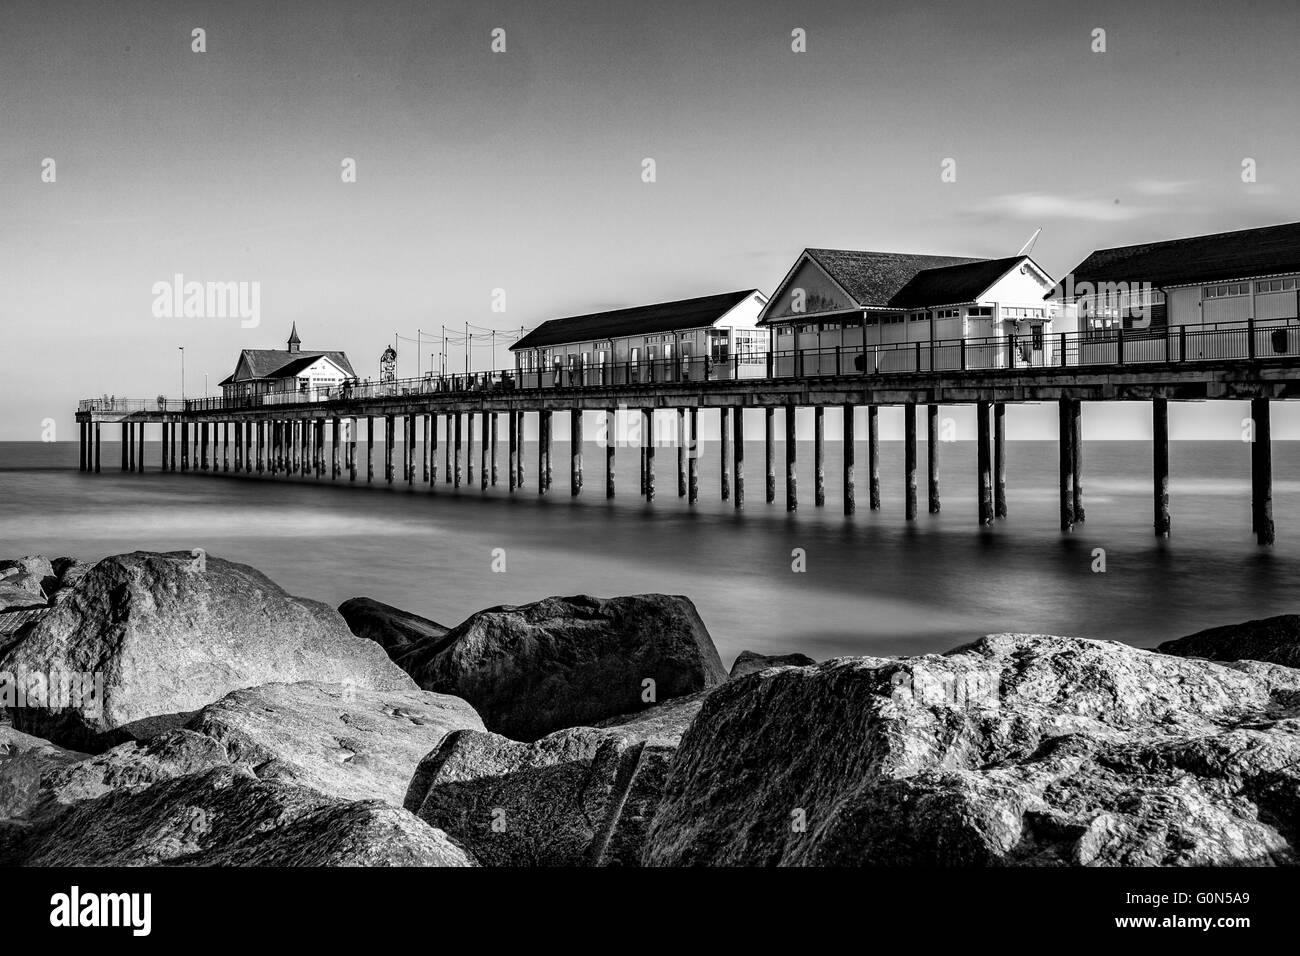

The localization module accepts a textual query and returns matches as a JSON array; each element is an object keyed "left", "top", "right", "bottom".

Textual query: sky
[{"left": 2, "top": 0, "right": 1299, "bottom": 442}]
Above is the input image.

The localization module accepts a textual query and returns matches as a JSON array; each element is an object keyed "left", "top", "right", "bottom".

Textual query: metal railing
[
  {"left": 77, "top": 397, "right": 188, "bottom": 413},
  {"left": 78, "top": 318, "right": 1300, "bottom": 415}
]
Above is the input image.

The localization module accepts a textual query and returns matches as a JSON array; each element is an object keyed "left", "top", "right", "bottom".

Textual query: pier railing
[{"left": 81, "top": 318, "right": 1300, "bottom": 415}]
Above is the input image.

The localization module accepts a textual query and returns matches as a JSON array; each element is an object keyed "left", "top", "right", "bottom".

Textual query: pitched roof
[
  {"left": 1054, "top": 221, "right": 1300, "bottom": 294},
  {"left": 888, "top": 257, "right": 1028, "bottom": 309},
  {"left": 224, "top": 348, "right": 356, "bottom": 384},
  {"left": 510, "top": 290, "right": 762, "bottom": 350},
  {"left": 803, "top": 248, "right": 987, "bottom": 308}
]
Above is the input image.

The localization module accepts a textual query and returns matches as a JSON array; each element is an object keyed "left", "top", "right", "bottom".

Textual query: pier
[{"left": 76, "top": 322, "right": 1300, "bottom": 546}]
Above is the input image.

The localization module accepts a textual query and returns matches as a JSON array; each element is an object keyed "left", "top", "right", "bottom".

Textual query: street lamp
[{"left": 204, "top": 372, "right": 209, "bottom": 397}]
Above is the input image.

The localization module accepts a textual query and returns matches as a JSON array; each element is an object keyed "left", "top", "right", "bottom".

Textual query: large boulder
[
  {"left": 0, "top": 551, "right": 416, "bottom": 751},
  {"left": 0, "top": 726, "right": 86, "bottom": 820},
  {"left": 185, "top": 681, "right": 484, "bottom": 805},
  {"left": 398, "top": 594, "right": 727, "bottom": 741},
  {"left": 6, "top": 765, "right": 476, "bottom": 866},
  {"left": 729, "top": 649, "right": 816, "bottom": 679},
  {"left": 645, "top": 633, "right": 1300, "bottom": 866},
  {"left": 1159, "top": 614, "right": 1300, "bottom": 668},
  {"left": 404, "top": 693, "right": 701, "bottom": 866},
  {"left": 339, "top": 597, "right": 452, "bottom": 661}
]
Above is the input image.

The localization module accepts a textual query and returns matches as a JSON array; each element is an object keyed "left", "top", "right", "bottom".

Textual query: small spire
[{"left": 288, "top": 322, "right": 301, "bottom": 353}]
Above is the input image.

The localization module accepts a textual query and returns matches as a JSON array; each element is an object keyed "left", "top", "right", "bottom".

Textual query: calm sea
[{"left": 1, "top": 439, "right": 1297, "bottom": 666}]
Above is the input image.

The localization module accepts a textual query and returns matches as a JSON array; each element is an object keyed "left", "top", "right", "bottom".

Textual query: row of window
[
  {"left": 1257, "top": 278, "right": 1298, "bottom": 293},
  {"left": 1204, "top": 283, "right": 1251, "bottom": 298}
]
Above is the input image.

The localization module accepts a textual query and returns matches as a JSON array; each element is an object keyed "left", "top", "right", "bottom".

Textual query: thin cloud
[
  {"left": 1130, "top": 179, "right": 1196, "bottom": 197},
  {"left": 975, "top": 192, "right": 1146, "bottom": 223}
]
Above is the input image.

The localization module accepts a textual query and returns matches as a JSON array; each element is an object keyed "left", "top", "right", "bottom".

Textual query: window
[
  {"left": 1205, "top": 283, "right": 1250, "bottom": 297},
  {"left": 935, "top": 309, "right": 960, "bottom": 320},
  {"left": 1003, "top": 307, "right": 1046, "bottom": 320},
  {"left": 909, "top": 312, "right": 927, "bottom": 322},
  {"left": 1031, "top": 325, "right": 1044, "bottom": 350},
  {"left": 777, "top": 326, "right": 793, "bottom": 336},
  {"left": 1257, "top": 279, "right": 1297, "bottom": 293},
  {"left": 967, "top": 306, "right": 993, "bottom": 317}
]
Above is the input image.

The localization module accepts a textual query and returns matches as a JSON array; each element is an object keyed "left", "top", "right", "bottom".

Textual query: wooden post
[
  {"left": 508, "top": 410, "right": 517, "bottom": 492},
  {"left": 868, "top": 405, "right": 880, "bottom": 509},
  {"left": 1058, "top": 399, "right": 1074, "bottom": 533},
  {"left": 1071, "top": 399, "right": 1084, "bottom": 522},
  {"left": 490, "top": 413, "right": 498, "bottom": 486},
  {"left": 843, "top": 404, "right": 855, "bottom": 515},
  {"left": 366, "top": 417, "right": 374, "bottom": 482},
  {"left": 481, "top": 411, "right": 490, "bottom": 491},
  {"left": 538, "top": 410, "right": 550, "bottom": 495},
  {"left": 994, "top": 403, "right": 1007, "bottom": 519},
  {"left": 385, "top": 415, "right": 395, "bottom": 484},
  {"left": 927, "top": 404, "right": 940, "bottom": 514},
  {"left": 814, "top": 406, "right": 825, "bottom": 507},
  {"left": 515, "top": 411, "right": 524, "bottom": 489},
  {"left": 169, "top": 422, "right": 176, "bottom": 472},
  {"left": 197, "top": 422, "right": 205, "bottom": 472},
  {"left": 677, "top": 408, "right": 687, "bottom": 497},
  {"left": 644, "top": 408, "right": 655, "bottom": 501},
  {"left": 733, "top": 406, "right": 744, "bottom": 510},
  {"left": 1252, "top": 396, "right": 1274, "bottom": 546},
  {"left": 785, "top": 404, "right": 798, "bottom": 511},
  {"left": 423, "top": 415, "right": 431, "bottom": 482},
  {"left": 455, "top": 413, "right": 463, "bottom": 488},
  {"left": 571, "top": 408, "right": 582, "bottom": 496},
  {"left": 78, "top": 423, "right": 85, "bottom": 473},
  {"left": 316, "top": 419, "right": 325, "bottom": 477},
  {"left": 605, "top": 408, "right": 615, "bottom": 498},
  {"left": 350, "top": 419, "right": 359, "bottom": 482},
  {"left": 904, "top": 404, "right": 917, "bottom": 520},
  {"left": 1153, "top": 398, "right": 1170, "bottom": 538},
  {"left": 220, "top": 423, "right": 228, "bottom": 472},
  {"left": 331, "top": 417, "right": 340, "bottom": 479},
  {"left": 445, "top": 413, "right": 453, "bottom": 484},
  {"left": 978, "top": 401, "right": 994, "bottom": 526},
  {"left": 256, "top": 422, "right": 264, "bottom": 474},
  {"left": 720, "top": 407, "right": 730, "bottom": 501},
  {"left": 410, "top": 414, "right": 418, "bottom": 485},
  {"left": 765, "top": 407, "right": 776, "bottom": 504},
  {"left": 95, "top": 423, "right": 101, "bottom": 473},
  {"left": 688, "top": 407, "right": 699, "bottom": 503},
  {"left": 467, "top": 413, "right": 475, "bottom": 485},
  {"left": 179, "top": 421, "right": 186, "bottom": 472}
]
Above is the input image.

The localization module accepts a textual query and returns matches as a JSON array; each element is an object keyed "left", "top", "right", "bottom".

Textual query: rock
[
  {"left": 404, "top": 692, "right": 701, "bottom": 866},
  {"left": 729, "top": 649, "right": 816, "bottom": 679},
  {"left": 6, "top": 765, "right": 476, "bottom": 866},
  {"left": 399, "top": 594, "right": 727, "bottom": 741},
  {"left": 49, "top": 559, "right": 90, "bottom": 605},
  {"left": 0, "top": 586, "right": 46, "bottom": 614},
  {"left": 0, "top": 726, "right": 85, "bottom": 820},
  {"left": 0, "top": 551, "right": 416, "bottom": 752},
  {"left": 644, "top": 633, "right": 1300, "bottom": 866},
  {"left": 339, "top": 597, "right": 452, "bottom": 662},
  {"left": 0, "top": 557, "right": 50, "bottom": 612},
  {"left": 1159, "top": 614, "right": 1300, "bottom": 669},
  {"left": 184, "top": 681, "right": 484, "bottom": 805}
]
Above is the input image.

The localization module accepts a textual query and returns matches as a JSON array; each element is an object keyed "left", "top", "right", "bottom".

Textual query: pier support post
[
  {"left": 199, "top": 423, "right": 207, "bottom": 472},
  {"left": 445, "top": 414, "right": 453, "bottom": 484},
  {"left": 428, "top": 416, "right": 436, "bottom": 486},
  {"left": 180, "top": 422, "right": 188, "bottom": 472},
  {"left": 978, "top": 401, "right": 993, "bottom": 526},
  {"left": 538, "top": 410, "right": 551, "bottom": 495},
  {"left": 168, "top": 423, "right": 176, "bottom": 472},
  {"left": 367, "top": 418, "right": 375, "bottom": 482},
  {"left": 330, "top": 417, "right": 339, "bottom": 480},
  {"left": 384, "top": 415, "right": 394, "bottom": 484},
  {"left": 677, "top": 408, "right": 687, "bottom": 497},
  {"left": 95, "top": 423, "right": 101, "bottom": 473},
  {"left": 481, "top": 412, "right": 489, "bottom": 491},
  {"left": 602, "top": 408, "right": 614, "bottom": 498},
  {"left": 928, "top": 404, "right": 941, "bottom": 514},
  {"left": 1071, "top": 399, "right": 1084, "bottom": 522},
  {"left": 868, "top": 406, "right": 880, "bottom": 509},
  {"left": 453, "top": 413, "right": 463, "bottom": 487},
  {"left": 257, "top": 422, "right": 265, "bottom": 475},
  {"left": 490, "top": 413, "right": 498, "bottom": 487},
  {"left": 688, "top": 407, "right": 699, "bottom": 503},
  {"left": 1252, "top": 397, "right": 1274, "bottom": 546},
  {"left": 1153, "top": 398, "right": 1170, "bottom": 538},
  {"left": 814, "top": 407, "right": 825, "bottom": 507},
  {"left": 571, "top": 409, "right": 582, "bottom": 496},
  {"left": 315, "top": 419, "right": 324, "bottom": 478},
  {"left": 221, "top": 423, "right": 229, "bottom": 472},
  {"left": 466, "top": 414, "right": 475, "bottom": 486},
  {"left": 508, "top": 411, "right": 518, "bottom": 493},
  {"left": 765, "top": 407, "right": 776, "bottom": 504},
  {"left": 785, "top": 404, "right": 798, "bottom": 511},
  {"left": 1057, "top": 399, "right": 1074, "bottom": 533},
  {"left": 994, "top": 403, "right": 1007, "bottom": 519},
  {"left": 843, "top": 404, "right": 855, "bottom": 514},
  {"left": 350, "top": 419, "right": 358, "bottom": 482},
  {"left": 515, "top": 411, "right": 524, "bottom": 489},
  {"left": 720, "top": 407, "right": 730, "bottom": 501},
  {"left": 423, "top": 416, "right": 431, "bottom": 482},
  {"left": 904, "top": 405, "right": 917, "bottom": 520},
  {"left": 644, "top": 408, "right": 655, "bottom": 501},
  {"left": 137, "top": 422, "right": 145, "bottom": 473},
  {"left": 733, "top": 407, "right": 745, "bottom": 510},
  {"left": 409, "top": 414, "right": 418, "bottom": 485},
  {"left": 78, "top": 423, "right": 86, "bottom": 472}
]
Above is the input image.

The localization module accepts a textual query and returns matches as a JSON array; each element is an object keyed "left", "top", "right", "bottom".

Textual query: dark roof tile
[{"left": 511, "top": 290, "right": 762, "bottom": 350}]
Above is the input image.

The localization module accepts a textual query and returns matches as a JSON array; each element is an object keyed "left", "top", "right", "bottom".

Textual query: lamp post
[{"left": 204, "top": 372, "right": 209, "bottom": 397}]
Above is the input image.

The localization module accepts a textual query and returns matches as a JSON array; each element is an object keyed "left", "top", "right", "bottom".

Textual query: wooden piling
[
  {"left": 978, "top": 401, "right": 994, "bottom": 527},
  {"left": 785, "top": 404, "right": 797, "bottom": 511},
  {"left": 423, "top": 416, "right": 431, "bottom": 482},
  {"left": 1252, "top": 396, "right": 1274, "bottom": 546},
  {"left": 445, "top": 413, "right": 453, "bottom": 484},
  {"left": 1057, "top": 399, "right": 1074, "bottom": 533},
  {"left": 94, "top": 423, "right": 101, "bottom": 473},
  {"left": 994, "top": 402, "right": 1007, "bottom": 519},
  {"left": 644, "top": 408, "right": 655, "bottom": 501},
  {"left": 904, "top": 405, "right": 917, "bottom": 520},
  {"left": 179, "top": 422, "right": 187, "bottom": 472},
  {"left": 843, "top": 404, "right": 855, "bottom": 515},
  {"left": 927, "top": 404, "right": 941, "bottom": 514},
  {"left": 868, "top": 405, "right": 880, "bottom": 509},
  {"left": 481, "top": 411, "right": 489, "bottom": 491},
  {"left": 605, "top": 408, "right": 615, "bottom": 498},
  {"left": 814, "top": 407, "right": 825, "bottom": 507},
  {"left": 765, "top": 407, "right": 776, "bottom": 504},
  {"left": 677, "top": 408, "right": 687, "bottom": 497},
  {"left": 1071, "top": 399, "right": 1084, "bottom": 522},
  {"left": 466, "top": 414, "right": 475, "bottom": 485},
  {"left": 508, "top": 410, "right": 518, "bottom": 493},
  {"left": 720, "top": 407, "right": 730, "bottom": 501},
  {"left": 384, "top": 415, "right": 394, "bottom": 484},
  {"left": 688, "top": 407, "right": 699, "bottom": 503},
  {"left": 1153, "top": 398, "right": 1170, "bottom": 538},
  {"left": 733, "top": 406, "right": 744, "bottom": 510},
  {"left": 428, "top": 416, "right": 436, "bottom": 486},
  {"left": 515, "top": 411, "right": 524, "bottom": 489},
  {"left": 571, "top": 408, "right": 582, "bottom": 496},
  {"left": 538, "top": 410, "right": 550, "bottom": 495},
  {"left": 168, "top": 422, "right": 176, "bottom": 472},
  {"left": 366, "top": 417, "right": 374, "bottom": 482},
  {"left": 490, "top": 413, "right": 498, "bottom": 487},
  {"left": 256, "top": 422, "right": 264, "bottom": 474},
  {"left": 454, "top": 413, "right": 463, "bottom": 488},
  {"left": 137, "top": 422, "right": 144, "bottom": 473},
  {"left": 350, "top": 419, "right": 358, "bottom": 482},
  {"left": 198, "top": 422, "right": 206, "bottom": 472}
]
